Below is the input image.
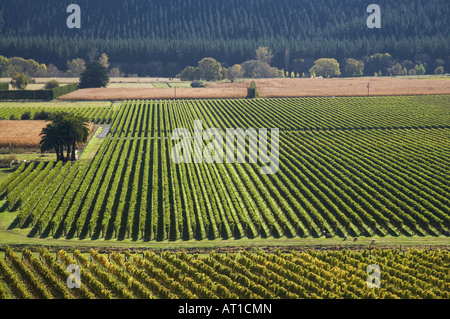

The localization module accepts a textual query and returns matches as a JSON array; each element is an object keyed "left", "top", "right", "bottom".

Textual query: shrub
[
  {"left": 190, "top": 81, "right": 205, "bottom": 88},
  {"left": 0, "top": 83, "right": 78, "bottom": 101},
  {"left": 246, "top": 81, "right": 259, "bottom": 98},
  {"left": 20, "top": 111, "right": 31, "bottom": 120},
  {"left": 434, "top": 66, "right": 444, "bottom": 75},
  {"left": 10, "top": 73, "right": 30, "bottom": 90},
  {"left": 179, "top": 66, "right": 201, "bottom": 81},
  {"left": 44, "top": 79, "right": 60, "bottom": 90},
  {"left": 0, "top": 82, "right": 8, "bottom": 90},
  {"left": 9, "top": 114, "right": 16, "bottom": 120},
  {"left": 33, "top": 111, "right": 50, "bottom": 120},
  {"left": 51, "top": 83, "right": 79, "bottom": 99}
]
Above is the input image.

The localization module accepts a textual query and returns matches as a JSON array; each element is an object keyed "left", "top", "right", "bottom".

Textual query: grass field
[{"left": 78, "top": 126, "right": 106, "bottom": 161}]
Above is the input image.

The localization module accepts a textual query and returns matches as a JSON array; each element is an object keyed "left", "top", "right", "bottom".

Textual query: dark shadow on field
[
  {"left": 117, "top": 139, "right": 141, "bottom": 241},
  {"left": 27, "top": 225, "right": 39, "bottom": 237},
  {"left": 7, "top": 217, "right": 20, "bottom": 230},
  {"left": 0, "top": 200, "right": 8, "bottom": 213},
  {"left": 130, "top": 140, "right": 146, "bottom": 241}
]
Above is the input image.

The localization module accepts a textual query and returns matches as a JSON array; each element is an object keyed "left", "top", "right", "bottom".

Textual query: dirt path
[{"left": 96, "top": 125, "right": 111, "bottom": 138}]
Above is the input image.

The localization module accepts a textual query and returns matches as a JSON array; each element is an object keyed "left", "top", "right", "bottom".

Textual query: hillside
[{"left": 0, "top": 0, "right": 448, "bottom": 74}]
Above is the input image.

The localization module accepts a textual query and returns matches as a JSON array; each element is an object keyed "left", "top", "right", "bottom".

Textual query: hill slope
[{"left": 0, "top": 0, "right": 448, "bottom": 72}]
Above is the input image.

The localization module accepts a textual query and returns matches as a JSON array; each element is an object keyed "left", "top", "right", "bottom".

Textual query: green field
[{"left": 0, "top": 95, "right": 449, "bottom": 247}]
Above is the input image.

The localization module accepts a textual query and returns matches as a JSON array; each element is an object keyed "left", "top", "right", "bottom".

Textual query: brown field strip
[
  {"left": 0, "top": 120, "right": 47, "bottom": 148},
  {"left": 58, "top": 77, "right": 450, "bottom": 100}
]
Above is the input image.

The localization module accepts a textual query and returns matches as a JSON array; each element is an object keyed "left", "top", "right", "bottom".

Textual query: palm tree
[
  {"left": 68, "top": 115, "right": 90, "bottom": 161},
  {"left": 40, "top": 112, "right": 90, "bottom": 161},
  {"left": 40, "top": 123, "right": 65, "bottom": 161}
]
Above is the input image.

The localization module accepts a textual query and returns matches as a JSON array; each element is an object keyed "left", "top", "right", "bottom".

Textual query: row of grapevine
[
  {"left": 2, "top": 248, "right": 449, "bottom": 299},
  {"left": 3, "top": 97, "right": 449, "bottom": 240},
  {"left": 0, "top": 104, "right": 118, "bottom": 124}
]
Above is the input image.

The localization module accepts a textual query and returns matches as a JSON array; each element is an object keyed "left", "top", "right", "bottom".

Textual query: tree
[
  {"left": 8, "top": 57, "right": 46, "bottom": 77},
  {"left": 87, "top": 48, "right": 98, "bottom": 63},
  {"left": 402, "top": 60, "right": 415, "bottom": 71},
  {"left": 79, "top": 62, "right": 110, "bottom": 89},
  {"left": 284, "top": 49, "right": 290, "bottom": 72},
  {"left": 242, "top": 60, "right": 260, "bottom": 78},
  {"left": 434, "top": 66, "right": 444, "bottom": 75},
  {"left": 344, "top": 59, "right": 364, "bottom": 77},
  {"left": 292, "top": 58, "right": 315, "bottom": 77},
  {"left": 388, "top": 63, "right": 405, "bottom": 76},
  {"left": 0, "top": 56, "right": 11, "bottom": 77},
  {"left": 241, "top": 59, "right": 280, "bottom": 78},
  {"left": 10, "top": 73, "right": 30, "bottom": 90},
  {"left": 309, "top": 59, "right": 341, "bottom": 78},
  {"left": 62, "top": 115, "right": 90, "bottom": 161},
  {"left": 364, "top": 53, "right": 394, "bottom": 76},
  {"left": 40, "top": 122, "right": 65, "bottom": 161},
  {"left": 40, "top": 112, "right": 90, "bottom": 161},
  {"left": 414, "top": 64, "right": 426, "bottom": 75},
  {"left": 198, "top": 58, "right": 222, "bottom": 81},
  {"left": 98, "top": 53, "right": 110, "bottom": 69},
  {"left": 255, "top": 47, "right": 274, "bottom": 65},
  {"left": 179, "top": 66, "right": 200, "bottom": 81},
  {"left": 109, "top": 67, "right": 124, "bottom": 77},
  {"left": 44, "top": 80, "right": 60, "bottom": 90},
  {"left": 224, "top": 64, "right": 243, "bottom": 82},
  {"left": 44, "top": 64, "right": 63, "bottom": 77},
  {"left": 66, "top": 58, "right": 86, "bottom": 77}
]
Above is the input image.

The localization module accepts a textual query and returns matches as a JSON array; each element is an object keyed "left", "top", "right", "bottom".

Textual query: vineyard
[
  {"left": 0, "top": 247, "right": 448, "bottom": 299},
  {"left": 0, "top": 103, "right": 119, "bottom": 124},
  {"left": 0, "top": 95, "right": 449, "bottom": 241}
]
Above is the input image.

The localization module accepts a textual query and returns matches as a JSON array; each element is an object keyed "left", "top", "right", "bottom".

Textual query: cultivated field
[
  {"left": 0, "top": 102, "right": 118, "bottom": 124},
  {"left": 1, "top": 247, "right": 448, "bottom": 299},
  {"left": 1, "top": 96, "right": 449, "bottom": 242},
  {"left": 58, "top": 87, "right": 248, "bottom": 100},
  {"left": 0, "top": 120, "right": 47, "bottom": 148},
  {"left": 58, "top": 77, "right": 450, "bottom": 100},
  {"left": 211, "top": 77, "right": 450, "bottom": 97}
]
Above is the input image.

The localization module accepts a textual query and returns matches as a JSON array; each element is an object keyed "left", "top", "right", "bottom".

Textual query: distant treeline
[{"left": 0, "top": 0, "right": 448, "bottom": 76}]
